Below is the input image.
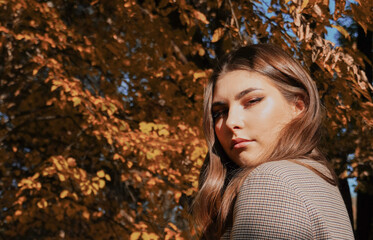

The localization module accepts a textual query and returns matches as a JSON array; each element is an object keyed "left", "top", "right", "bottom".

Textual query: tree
[
  {"left": 0, "top": 0, "right": 372, "bottom": 239},
  {"left": 330, "top": 3, "right": 373, "bottom": 238}
]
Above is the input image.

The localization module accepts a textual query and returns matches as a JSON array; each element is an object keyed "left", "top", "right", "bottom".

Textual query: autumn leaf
[
  {"left": 193, "top": 10, "right": 209, "bottom": 24},
  {"left": 130, "top": 232, "right": 141, "bottom": 240},
  {"left": 211, "top": 28, "right": 225, "bottom": 42},
  {"left": 331, "top": 25, "right": 351, "bottom": 40},
  {"left": 1, "top": 0, "right": 372, "bottom": 239},
  {"left": 193, "top": 71, "right": 206, "bottom": 80},
  {"left": 97, "top": 170, "right": 105, "bottom": 178},
  {"left": 60, "top": 190, "right": 69, "bottom": 199},
  {"left": 301, "top": 0, "right": 309, "bottom": 10}
]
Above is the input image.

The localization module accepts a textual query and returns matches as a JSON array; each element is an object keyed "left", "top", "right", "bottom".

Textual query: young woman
[{"left": 193, "top": 44, "right": 354, "bottom": 239}]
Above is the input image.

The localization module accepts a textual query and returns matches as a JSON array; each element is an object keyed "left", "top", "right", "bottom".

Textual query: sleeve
[{"left": 231, "top": 173, "right": 313, "bottom": 240}]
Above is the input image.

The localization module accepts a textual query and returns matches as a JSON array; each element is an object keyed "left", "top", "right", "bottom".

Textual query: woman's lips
[{"left": 231, "top": 138, "right": 254, "bottom": 150}]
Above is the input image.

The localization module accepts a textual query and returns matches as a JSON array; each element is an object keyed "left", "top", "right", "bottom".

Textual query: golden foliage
[{"left": 0, "top": 0, "right": 372, "bottom": 239}]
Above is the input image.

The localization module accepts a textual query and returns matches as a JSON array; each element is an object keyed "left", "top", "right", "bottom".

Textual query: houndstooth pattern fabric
[{"left": 221, "top": 159, "right": 354, "bottom": 240}]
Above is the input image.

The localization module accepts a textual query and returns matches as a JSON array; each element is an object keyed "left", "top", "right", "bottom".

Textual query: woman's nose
[{"left": 225, "top": 107, "right": 244, "bottom": 130}]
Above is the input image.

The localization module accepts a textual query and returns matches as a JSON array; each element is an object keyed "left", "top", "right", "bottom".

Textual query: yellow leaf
[
  {"left": 97, "top": 170, "right": 105, "bottom": 178},
  {"left": 54, "top": 161, "right": 63, "bottom": 171},
  {"left": 72, "top": 193, "right": 79, "bottom": 201},
  {"left": 37, "top": 201, "right": 43, "bottom": 208},
  {"left": 212, "top": 28, "right": 224, "bottom": 42},
  {"left": 142, "top": 232, "right": 159, "bottom": 240},
  {"left": 174, "top": 191, "right": 182, "bottom": 203},
  {"left": 113, "top": 153, "right": 121, "bottom": 160},
  {"left": 51, "top": 85, "right": 59, "bottom": 91},
  {"left": 301, "top": 0, "right": 309, "bottom": 10},
  {"left": 142, "top": 232, "right": 150, "bottom": 240},
  {"left": 191, "top": 147, "right": 204, "bottom": 160},
  {"left": 198, "top": 47, "right": 205, "bottom": 56},
  {"left": 193, "top": 71, "right": 206, "bottom": 80},
  {"left": 147, "top": 179, "right": 156, "bottom": 186},
  {"left": 168, "top": 222, "right": 178, "bottom": 231},
  {"left": 60, "top": 190, "right": 69, "bottom": 199},
  {"left": 32, "top": 68, "right": 39, "bottom": 75},
  {"left": 98, "top": 179, "right": 105, "bottom": 188},
  {"left": 331, "top": 25, "right": 350, "bottom": 40},
  {"left": 134, "top": 174, "right": 142, "bottom": 183},
  {"left": 37, "top": 199, "right": 47, "bottom": 208},
  {"left": 58, "top": 173, "right": 66, "bottom": 182},
  {"left": 196, "top": 158, "right": 203, "bottom": 167},
  {"left": 139, "top": 122, "right": 154, "bottom": 134},
  {"left": 148, "top": 233, "right": 159, "bottom": 240},
  {"left": 158, "top": 128, "right": 169, "bottom": 137},
  {"left": 183, "top": 188, "right": 194, "bottom": 196},
  {"left": 92, "top": 182, "right": 99, "bottom": 191},
  {"left": 32, "top": 172, "right": 40, "bottom": 180},
  {"left": 105, "top": 174, "right": 111, "bottom": 181},
  {"left": 192, "top": 179, "right": 198, "bottom": 188},
  {"left": 72, "top": 97, "right": 81, "bottom": 107},
  {"left": 130, "top": 232, "right": 141, "bottom": 240},
  {"left": 124, "top": 1, "right": 131, "bottom": 8}
]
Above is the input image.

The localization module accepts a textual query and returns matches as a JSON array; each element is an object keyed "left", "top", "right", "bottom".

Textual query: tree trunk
[
  {"left": 356, "top": 26, "right": 373, "bottom": 240},
  {"left": 356, "top": 191, "right": 373, "bottom": 240},
  {"left": 339, "top": 178, "right": 354, "bottom": 228}
]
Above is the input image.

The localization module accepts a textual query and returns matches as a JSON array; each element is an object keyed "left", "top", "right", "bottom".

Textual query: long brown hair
[{"left": 193, "top": 44, "right": 337, "bottom": 239}]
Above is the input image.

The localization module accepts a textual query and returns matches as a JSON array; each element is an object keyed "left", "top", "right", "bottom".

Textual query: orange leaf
[
  {"left": 15, "top": 210, "right": 22, "bottom": 216},
  {"left": 60, "top": 190, "right": 69, "bottom": 199},
  {"left": 211, "top": 28, "right": 224, "bottom": 42},
  {"left": 193, "top": 10, "right": 209, "bottom": 24},
  {"left": 83, "top": 211, "right": 90, "bottom": 220},
  {"left": 67, "top": 158, "right": 76, "bottom": 167}
]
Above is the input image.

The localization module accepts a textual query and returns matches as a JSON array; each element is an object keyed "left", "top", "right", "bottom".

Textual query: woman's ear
[{"left": 293, "top": 97, "right": 305, "bottom": 117}]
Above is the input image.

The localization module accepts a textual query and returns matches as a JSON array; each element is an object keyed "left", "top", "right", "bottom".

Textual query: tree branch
[{"left": 228, "top": 0, "right": 243, "bottom": 43}]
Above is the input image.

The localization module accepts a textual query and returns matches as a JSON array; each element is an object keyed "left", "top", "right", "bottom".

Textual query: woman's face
[{"left": 212, "top": 70, "right": 301, "bottom": 167}]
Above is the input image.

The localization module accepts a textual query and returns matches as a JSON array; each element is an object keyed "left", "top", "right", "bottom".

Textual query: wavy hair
[{"left": 193, "top": 44, "right": 337, "bottom": 239}]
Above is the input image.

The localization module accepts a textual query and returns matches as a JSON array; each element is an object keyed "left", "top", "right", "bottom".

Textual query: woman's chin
[{"left": 231, "top": 152, "right": 261, "bottom": 168}]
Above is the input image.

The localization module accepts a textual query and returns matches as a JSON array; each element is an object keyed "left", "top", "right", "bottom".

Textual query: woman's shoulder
[
  {"left": 249, "top": 159, "right": 331, "bottom": 182},
  {"left": 234, "top": 160, "right": 354, "bottom": 239},
  {"left": 241, "top": 159, "right": 335, "bottom": 195}
]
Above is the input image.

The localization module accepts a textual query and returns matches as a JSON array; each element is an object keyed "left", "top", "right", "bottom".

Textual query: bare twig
[
  {"left": 171, "top": 40, "right": 188, "bottom": 64},
  {"left": 228, "top": 0, "right": 243, "bottom": 43}
]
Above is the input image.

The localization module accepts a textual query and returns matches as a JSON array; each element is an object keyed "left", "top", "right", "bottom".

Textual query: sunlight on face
[{"left": 212, "top": 70, "right": 299, "bottom": 167}]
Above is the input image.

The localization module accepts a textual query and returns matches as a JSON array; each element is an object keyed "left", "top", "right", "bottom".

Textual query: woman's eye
[
  {"left": 244, "top": 97, "right": 264, "bottom": 107},
  {"left": 212, "top": 110, "right": 227, "bottom": 120}
]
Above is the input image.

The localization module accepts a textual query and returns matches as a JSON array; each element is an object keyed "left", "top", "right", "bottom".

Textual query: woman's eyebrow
[
  {"left": 211, "top": 101, "right": 226, "bottom": 109},
  {"left": 234, "top": 87, "right": 262, "bottom": 100},
  {"left": 212, "top": 88, "right": 262, "bottom": 108}
]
